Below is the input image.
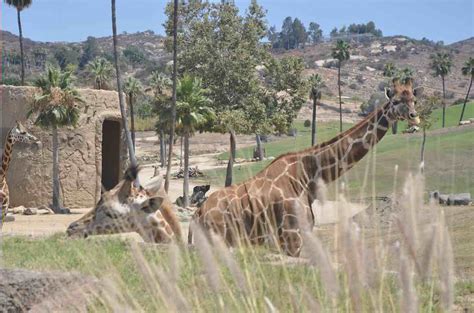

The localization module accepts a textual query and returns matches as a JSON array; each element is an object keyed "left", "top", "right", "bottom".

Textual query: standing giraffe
[
  {"left": 1, "top": 121, "right": 39, "bottom": 225},
  {"left": 189, "top": 79, "right": 422, "bottom": 256},
  {"left": 67, "top": 166, "right": 182, "bottom": 243}
]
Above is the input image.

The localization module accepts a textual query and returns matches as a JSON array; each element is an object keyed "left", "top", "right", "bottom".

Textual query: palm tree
[
  {"left": 332, "top": 40, "right": 350, "bottom": 132},
  {"left": 149, "top": 71, "right": 171, "bottom": 98},
  {"left": 430, "top": 52, "right": 453, "bottom": 128},
  {"left": 175, "top": 75, "right": 215, "bottom": 208},
  {"left": 124, "top": 76, "right": 142, "bottom": 148},
  {"left": 28, "top": 66, "right": 82, "bottom": 213},
  {"left": 111, "top": 0, "right": 137, "bottom": 168},
  {"left": 459, "top": 57, "right": 474, "bottom": 123},
  {"left": 86, "top": 57, "right": 114, "bottom": 90},
  {"left": 308, "top": 73, "right": 323, "bottom": 145},
  {"left": 4, "top": 0, "right": 32, "bottom": 85},
  {"left": 164, "top": 0, "right": 179, "bottom": 193}
]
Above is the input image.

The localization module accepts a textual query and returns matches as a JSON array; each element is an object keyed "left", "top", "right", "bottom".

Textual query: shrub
[
  {"left": 378, "top": 81, "right": 389, "bottom": 91},
  {"left": 349, "top": 83, "right": 360, "bottom": 90},
  {"left": 361, "top": 92, "right": 387, "bottom": 114},
  {"left": 304, "top": 119, "right": 311, "bottom": 127}
]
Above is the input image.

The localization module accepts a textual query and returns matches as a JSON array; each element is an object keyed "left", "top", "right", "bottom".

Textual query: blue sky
[{"left": 1, "top": 0, "right": 472, "bottom": 44}]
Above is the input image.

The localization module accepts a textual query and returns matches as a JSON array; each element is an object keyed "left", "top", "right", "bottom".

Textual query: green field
[{"left": 204, "top": 103, "right": 474, "bottom": 198}]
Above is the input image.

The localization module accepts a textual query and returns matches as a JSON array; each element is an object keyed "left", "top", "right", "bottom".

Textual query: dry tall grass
[{"left": 41, "top": 172, "right": 456, "bottom": 312}]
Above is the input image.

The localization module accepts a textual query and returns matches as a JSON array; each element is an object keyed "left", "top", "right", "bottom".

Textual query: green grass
[
  {"left": 204, "top": 103, "right": 474, "bottom": 198},
  {"left": 3, "top": 227, "right": 470, "bottom": 312}
]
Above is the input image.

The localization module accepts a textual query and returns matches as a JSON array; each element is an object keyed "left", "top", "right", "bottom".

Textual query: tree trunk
[
  {"left": 111, "top": 0, "right": 137, "bottom": 168},
  {"left": 392, "top": 122, "right": 398, "bottom": 134},
  {"left": 180, "top": 135, "right": 183, "bottom": 168},
  {"left": 225, "top": 130, "right": 236, "bottom": 187},
  {"left": 459, "top": 77, "right": 472, "bottom": 123},
  {"left": 52, "top": 127, "right": 61, "bottom": 213},
  {"left": 338, "top": 63, "right": 343, "bottom": 132},
  {"left": 159, "top": 130, "right": 165, "bottom": 167},
  {"left": 129, "top": 94, "right": 136, "bottom": 149},
  {"left": 17, "top": 9, "right": 25, "bottom": 85},
  {"left": 442, "top": 75, "right": 446, "bottom": 128},
  {"left": 183, "top": 131, "right": 190, "bottom": 208},
  {"left": 165, "top": 0, "right": 179, "bottom": 193},
  {"left": 256, "top": 134, "right": 264, "bottom": 161},
  {"left": 420, "top": 127, "right": 427, "bottom": 174},
  {"left": 311, "top": 95, "right": 317, "bottom": 146}
]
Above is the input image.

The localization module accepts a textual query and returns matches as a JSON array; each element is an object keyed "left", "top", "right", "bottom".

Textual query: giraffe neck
[
  {"left": 305, "top": 102, "right": 393, "bottom": 183},
  {"left": 0, "top": 133, "right": 14, "bottom": 181}
]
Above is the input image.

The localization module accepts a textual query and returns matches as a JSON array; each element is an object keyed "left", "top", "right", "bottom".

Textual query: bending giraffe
[
  {"left": 189, "top": 79, "right": 422, "bottom": 256},
  {"left": 67, "top": 166, "right": 183, "bottom": 243},
  {"left": 1, "top": 121, "right": 39, "bottom": 225}
]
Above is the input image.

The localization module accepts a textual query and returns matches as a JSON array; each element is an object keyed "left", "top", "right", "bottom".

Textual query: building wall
[{"left": 0, "top": 85, "right": 127, "bottom": 208}]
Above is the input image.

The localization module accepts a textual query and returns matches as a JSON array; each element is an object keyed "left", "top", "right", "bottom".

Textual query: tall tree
[
  {"left": 28, "top": 66, "right": 82, "bottom": 213},
  {"left": 164, "top": 0, "right": 179, "bottom": 193},
  {"left": 79, "top": 36, "right": 100, "bottom": 68},
  {"left": 281, "top": 16, "right": 293, "bottom": 50},
  {"left": 308, "top": 22, "right": 322, "bottom": 44},
  {"left": 430, "top": 52, "right": 453, "bottom": 128},
  {"left": 175, "top": 75, "right": 215, "bottom": 208},
  {"left": 332, "top": 40, "right": 351, "bottom": 132},
  {"left": 86, "top": 57, "right": 114, "bottom": 90},
  {"left": 459, "top": 57, "right": 474, "bottom": 123},
  {"left": 111, "top": 0, "right": 137, "bottom": 167},
  {"left": 292, "top": 18, "right": 307, "bottom": 49},
  {"left": 124, "top": 76, "right": 142, "bottom": 148},
  {"left": 267, "top": 25, "right": 278, "bottom": 47},
  {"left": 4, "top": 0, "right": 32, "bottom": 85},
  {"left": 308, "top": 73, "right": 323, "bottom": 145}
]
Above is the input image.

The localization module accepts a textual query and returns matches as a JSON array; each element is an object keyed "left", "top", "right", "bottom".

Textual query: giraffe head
[
  {"left": 384, "top": 79, "right": 423, "bottom": 126},
  {"left": 8, "top": 121, "right": 39, "bottom": 144},
  {"left": 67, "top": 166, "right": 167, "bottom": 239}
]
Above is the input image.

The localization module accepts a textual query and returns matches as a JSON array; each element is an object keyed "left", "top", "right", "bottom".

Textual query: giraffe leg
[{"left": 279, "top": 200, "right": 311, "bottom": 257}]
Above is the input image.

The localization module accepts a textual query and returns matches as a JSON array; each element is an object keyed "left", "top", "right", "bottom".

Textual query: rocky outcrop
[{"left": 0, "top": 268, "right": 97, "bottom": 312}]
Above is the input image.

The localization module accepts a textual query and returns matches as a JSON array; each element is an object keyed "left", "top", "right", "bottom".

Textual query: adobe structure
[{"left": 0, "top": 85, "right": 128, "bottom": 208}]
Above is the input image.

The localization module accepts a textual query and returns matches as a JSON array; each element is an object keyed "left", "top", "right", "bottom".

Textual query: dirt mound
[{"left": 0, "top": 268, "right": 97, "bottom": 312}]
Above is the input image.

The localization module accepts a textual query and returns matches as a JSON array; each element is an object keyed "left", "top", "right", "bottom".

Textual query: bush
[
  {"left": 378, "top": 81, "right": 389, "bottom": 91},
  {"left": 304, "top": 119, "right": 311, "bottom": 127},
  {"left": 445, "top": 91, "right": 455, "bottom": 99},
  {"left": 452, "top": 98, "right": 465, "bottom": 106},
  {"left": 349, "top": 83, "right": 360, "bottom": 90},
  {"left": 361, "top": 92, "right": 387, "bottom": 114}
]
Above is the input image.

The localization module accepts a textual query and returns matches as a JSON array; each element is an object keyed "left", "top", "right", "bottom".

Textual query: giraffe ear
[
  {"left": 384, "top": 87, "right": 394, "bottom": 100},
  {"left": 413, "top": 86, "right": 424, "bottom": 97}
]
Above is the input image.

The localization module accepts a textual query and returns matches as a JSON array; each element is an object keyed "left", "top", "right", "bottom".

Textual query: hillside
[{"left": 2, "top": 30, "right": 473, "bottom": 116}]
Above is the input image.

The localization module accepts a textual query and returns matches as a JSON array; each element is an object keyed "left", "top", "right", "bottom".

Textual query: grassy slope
[{"left": 204, "top": 103, "right": 474, "bottom": 197}]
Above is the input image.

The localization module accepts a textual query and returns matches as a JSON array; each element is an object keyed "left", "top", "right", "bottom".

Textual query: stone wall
[{"left": 0, "top": 85, "right": 127, "bottom": 208}]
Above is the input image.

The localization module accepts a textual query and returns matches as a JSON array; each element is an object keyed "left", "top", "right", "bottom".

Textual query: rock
[
  {"left": 5, "top": 213, "right": 15, "bottom": 222},
  {"left": 365, "top": 66, "right": 376, "bottom": 72},
  {"left": 23, "top": 207, "right": 38, "bottom": 215},
  {"left": 37, "top": 207, "right": 54, "bottom": 215},
  {"left": 459, "top": 120, "right": 471, "bottom": 125},
  {"left": 10, "top": 205, "right": 26, "bottom": 214},
  {"left": 0, "top": 268, "right": 98, "bottom": 312},
  {"left": 383, "top": 45, "right": 397, "bottom": 52}
]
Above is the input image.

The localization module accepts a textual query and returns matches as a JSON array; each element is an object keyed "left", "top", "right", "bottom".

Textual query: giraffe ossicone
[{"left": 189, "top": 79, "right": 422, "bottom": 256}]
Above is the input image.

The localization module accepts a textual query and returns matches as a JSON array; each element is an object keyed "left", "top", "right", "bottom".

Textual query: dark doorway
[{"left": 102, "top": 120, "right": 121, "bottom": 190}]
